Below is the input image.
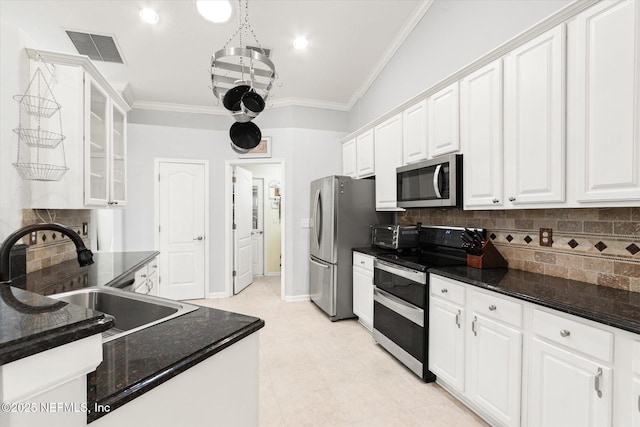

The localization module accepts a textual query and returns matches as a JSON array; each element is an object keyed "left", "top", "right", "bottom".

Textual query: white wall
[
  {"left": 123, "top": 122, "right": 343, "bottom": 298},
  {"left": 0, "top": 22, "right": 34, "bottom": 239},
  {"left": 348, "top": 0, "right": 573, "bottom": 131}
]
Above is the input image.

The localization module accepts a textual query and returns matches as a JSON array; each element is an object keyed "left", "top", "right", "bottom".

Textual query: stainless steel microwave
[{"left": 396, "top": 154, "right": 462, "bottom": 208}]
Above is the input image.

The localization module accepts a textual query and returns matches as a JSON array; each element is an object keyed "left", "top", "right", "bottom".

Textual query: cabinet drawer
[
  {"left": 430, "top": 274, "right": 465, "bottom": 306},
  {"left": 469, "top": 289, "right": 522, "bottom": 328},
  {"left": 353, "top": 252, "right": 374, "bottom": 271},
  {"left": 532, "top": 309, "right": 613, "bottom": 363},
  {"left": 147, "top": 258, "right": 159, "bottom": 276}
]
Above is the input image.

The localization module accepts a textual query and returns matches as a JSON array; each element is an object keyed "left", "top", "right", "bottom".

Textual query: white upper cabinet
[
  {"left": 569, "top": 0, "right": 640, "bottom": 204},
  {"left": 402, "top": 100, "right": 428, "bottom": 165},
  {"left": 374, "top": 114, "right": 403, "bottom": 210},
  {"left": 27, "top": 50, "right": 129, "bottom": 209},
  {"left": 356, "top": 129, "right": 375, "bottom": 178},
  {"left": 504, "top": 25, "right": 566, "bottom": 206},
  {"left": 342, "top": 138, "right": 357, "bottom": 178},
  {"left": 461, "top": 59, "right": 504, "bottom": 209},
  {"left": 428, "top": 82, "right": 460, "bottom": 157}
]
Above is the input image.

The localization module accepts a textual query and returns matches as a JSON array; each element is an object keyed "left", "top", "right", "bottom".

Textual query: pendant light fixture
[{"left": 209, "top": 0, "right": 276, "bottom": 153}]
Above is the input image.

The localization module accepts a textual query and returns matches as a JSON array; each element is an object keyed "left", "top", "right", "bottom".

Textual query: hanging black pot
[
  {"left": 222, "top": 84, "right": 251, "bottom": 112},
  {"left": 230, "top": 121, "right": 261, "bottom": 151},
  {"left": 240, "top": 90, "right": 265, "bottom": 118}
]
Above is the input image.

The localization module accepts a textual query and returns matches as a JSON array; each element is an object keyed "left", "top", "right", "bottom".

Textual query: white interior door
[
  {"left": 251, "top": 179, "right": 264, "bottom": 276},
  {"left": 233, "top": 166, "right": 253, "bottom": 294},
  {"left": 158, "top": 161, "right": 206, "bottom": 300}
]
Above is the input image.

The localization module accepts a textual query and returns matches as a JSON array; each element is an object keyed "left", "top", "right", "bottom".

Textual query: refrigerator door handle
[
  {"left": 309, "top": 256, "right": 329, "bottom": 269},
  {"left": 313, "top": 189, "right": 322, "bottom": 249}
]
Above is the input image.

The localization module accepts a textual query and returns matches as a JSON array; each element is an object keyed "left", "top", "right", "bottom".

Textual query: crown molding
[
  {"left": 132, "top": 100, "right": 228, "bottom": 115},
  {"left": 132, "top": 96, "right": 352, "bottom": 114},
  {"left": 25, "top": 48, "right": 130, "bottom": 111},
  {"left": 345, "top": 0, "right": 435, "bottom": 110}
]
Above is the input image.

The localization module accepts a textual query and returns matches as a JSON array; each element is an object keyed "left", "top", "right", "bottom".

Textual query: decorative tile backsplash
[
  {"left": 398, "top": 207, "right": 640, "bottom": 293},
  {"left": 21, "top": 209, "right": 91, "bottom": 273}
]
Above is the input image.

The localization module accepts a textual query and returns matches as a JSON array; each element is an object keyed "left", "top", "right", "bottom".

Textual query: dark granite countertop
[
  {"left": 12, "top": 251, "right": 159, "bottom": 296},
  {"left": 88, "top": 306, "right": 264, "bottom": 423},
  {"left": 430, "top": 266, "right": 640, "bottom": 335},
  {"left": 2, "top": 250, "right": 265, "bottom": 424},
  {"left": 353, "top": 246, "right": 398, "bottom": 257},
  {"left": 0, "top": 286, "right": 113, "bottom": 365}
]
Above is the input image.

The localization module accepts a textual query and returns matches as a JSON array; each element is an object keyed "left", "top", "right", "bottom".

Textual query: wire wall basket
[{"left": 13, "top": 66, "right": 68, "bottom": 181}]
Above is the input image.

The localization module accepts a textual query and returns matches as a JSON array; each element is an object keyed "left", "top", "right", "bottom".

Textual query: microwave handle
[{"left": 433, "top": 164, "right": 442, "bottom": 198}]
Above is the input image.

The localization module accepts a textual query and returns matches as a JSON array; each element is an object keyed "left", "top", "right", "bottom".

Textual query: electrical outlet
[
  {"left": 539, "top": 228, "right": 553, "bottom": 247},
  {"left": 29, "top": 231, "right": 37, "bottom": 245},
  {"left": 300, "top": 219, "right": 311, "bottom": 228}
]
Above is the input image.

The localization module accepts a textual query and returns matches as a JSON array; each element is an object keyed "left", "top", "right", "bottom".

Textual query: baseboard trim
[
  {"left": 283, "top": 294, "right": 310, "bottom": 302},
  {"left": 207, "top": 292, "right": 229, "bottom": 299},
  {"left": 264, "top": 272, "right": 282, "bottom": 277}
]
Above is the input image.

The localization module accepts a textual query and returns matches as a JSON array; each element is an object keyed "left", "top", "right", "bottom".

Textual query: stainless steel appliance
[
  {"left": 309, "top": 176, "right": 391, "bottom": 321},
  {"left": 396, "top": 154, "right": 462, "bottom": 208},
  {"left": 372, "top": 225, "right": 419, "bottom": 250},
  {"left": 373, "top": 225, "right": 484, "bottom": 381}
]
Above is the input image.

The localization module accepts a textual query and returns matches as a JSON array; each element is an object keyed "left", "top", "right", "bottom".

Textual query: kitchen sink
[{"left": 50, "top": 287, "right": 199, "bottom": 342}]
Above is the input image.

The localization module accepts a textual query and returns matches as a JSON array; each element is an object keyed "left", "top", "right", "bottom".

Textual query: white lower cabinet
[
  {"left": 352, "top": 252, "right": 374, "bottom": 331},
  {"left": 527, "top": 337, "right": 612, "bottom": 427},
  {"left": 633, "top": 377, "right": 640, "bottom": 426},
  {"left": 134, "top": 257, "right": 159, "bottom": 296},
  {"left": 429, "top": 275, "right": 522, "bottom": 427},
  {"left": 429, "top": 296, "right": 465, "bottom": 391},
  {"left": 467, "top": 312, "right": 522, "bottom": 427},
  {"left": 428, "top": 273, "right": 633, "bottom": 427}
]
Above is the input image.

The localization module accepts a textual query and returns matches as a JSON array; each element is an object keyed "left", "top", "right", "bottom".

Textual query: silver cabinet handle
[
  {"left": 141, "top": 274, "right": 147, "bottom": 278},
  {"left": 360, "top": 261, "right": 365, "bottom": 265},
  {"left": 637, "top": 394, "right": 639, "bottom": 412},
  {"left": 560, "top": 330, "right": 571, "bottom": 338},
  {"left": 488, "top": 304, "right": 497, "bottom": 311},
  {"left": 455, "top": 309, "right": 461, "bottom": 329},
  {"left": 508, "top": 196, "right": 516, "bottom": 202},
  {"left": 492, "top": 198, "right": 499, "bottom": 204},
  {"left": 594, "top": 368, "right": 603, "bottom": 398},
  {"left": 472, "top": 315, "right": 478, "bottom": 336},
  {"left": 194, "top": 236, "right": 204, "bottom": 240},
  {"left": 441, "top": 288, "right": 448, "bottom": 294}
]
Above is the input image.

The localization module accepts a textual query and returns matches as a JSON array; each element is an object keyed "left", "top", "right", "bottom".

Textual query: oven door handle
[
  {"left": 374, "top": 259, "right": 426, "bottom": 284},
  {"left": 374, "top": 287, "right": 424, "bottom": 327}
]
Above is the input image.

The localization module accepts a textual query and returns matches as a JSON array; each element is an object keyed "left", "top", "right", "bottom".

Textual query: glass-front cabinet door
[
  {"left": 84, "top": 75, "right": 109, "bottom": 205},
  {"left": 110, "top": 102, "right": 127, "bottom": 205}
]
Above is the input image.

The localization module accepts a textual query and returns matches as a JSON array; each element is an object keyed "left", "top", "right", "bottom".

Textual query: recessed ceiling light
[
  {"left": 293, "top": 36, "right": 308, "bottom": 50},
  {"left": 196, "top": 0, "right": 232, "bottom": 23},
  {"left": 139, "top": 8, "right": 159, "bottom": 24}
]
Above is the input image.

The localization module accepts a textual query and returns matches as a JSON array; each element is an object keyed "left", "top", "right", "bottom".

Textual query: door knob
[{"left": 194, "top": 236, "right": 204, "bottom": 241}]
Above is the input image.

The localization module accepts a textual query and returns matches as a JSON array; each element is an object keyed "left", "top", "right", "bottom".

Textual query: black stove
[
  {"left": 371, "top": 225, "right": 484, "bottom": 382},
  {"left": 375, "top": 225, "right": 481, "bottom": 271}
]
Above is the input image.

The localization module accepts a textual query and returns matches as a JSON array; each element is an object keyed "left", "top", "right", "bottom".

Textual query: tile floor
[{"left": 191, "top": 276, "right": 489, "bottom": 427}]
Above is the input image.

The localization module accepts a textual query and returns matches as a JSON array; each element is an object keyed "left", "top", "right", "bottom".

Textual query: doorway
[
  {"left": 154, "top": 159, "right": 209, "bottom": 300},
  {"left": 225, "top": 159, "right": 284, "bottom": 299}
]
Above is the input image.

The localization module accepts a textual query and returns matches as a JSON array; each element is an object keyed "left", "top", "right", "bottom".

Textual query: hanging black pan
[
  {"left": 223, "top": 84, "right": 251, "bottom": 112},
  {"left": 230, "top": 121, "right": 261, "bottom": 152}
]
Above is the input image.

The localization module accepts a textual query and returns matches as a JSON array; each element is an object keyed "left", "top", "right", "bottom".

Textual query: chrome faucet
[{"left": 0, "top": 223, "right": 94, "bottom": 284}]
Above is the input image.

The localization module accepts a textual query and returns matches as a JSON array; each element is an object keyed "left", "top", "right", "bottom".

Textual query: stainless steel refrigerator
[{"left": 308, "top": 176, "right": 391, "bottom": 321}]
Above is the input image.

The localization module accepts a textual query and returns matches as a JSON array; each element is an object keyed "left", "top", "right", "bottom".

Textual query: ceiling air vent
[{"left": 65, "top": 31, "right": 123, "bottom": 64}]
